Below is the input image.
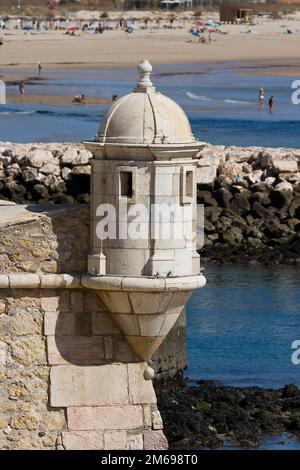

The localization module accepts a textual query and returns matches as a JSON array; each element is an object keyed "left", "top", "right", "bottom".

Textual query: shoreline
[{"left": 1, "top": 58, "right": 300, "bottom": 77}]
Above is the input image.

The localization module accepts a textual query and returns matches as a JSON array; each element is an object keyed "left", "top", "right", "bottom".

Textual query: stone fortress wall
[{"left": 0, "top": 204, "right": 185, "bottom": 450}]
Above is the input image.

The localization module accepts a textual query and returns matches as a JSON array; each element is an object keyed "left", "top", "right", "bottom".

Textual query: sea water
[
  {"left": 186, "top": 264, "right": 300, "bottom": 389},
  {"left": 187, "top": 264, "right": 300, "bottom": 450},
  {"left": 0, "top": 62, "right": 300, "bottom": 147}
]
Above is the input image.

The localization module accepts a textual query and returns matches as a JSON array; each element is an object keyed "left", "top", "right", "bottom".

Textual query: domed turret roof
[{"left": 97, "top": 60, "right": 196, "bottom": 145}]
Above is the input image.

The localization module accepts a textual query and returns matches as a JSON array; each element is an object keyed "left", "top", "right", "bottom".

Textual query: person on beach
[
  {"left": 268, "top": 96, "right": 275, "bottom": 113},
  {"left": 72, "top": 94, "right": 86, "bottom": 104},
  {"left": 19, "top": 81, "right": 25, "bottom": 96},
  {"left": 38, "top": 63, "right": 42, "bottom": 77},
  {"left": 112, "top": 94, "right": 118, "bottom": 102},
  {"left": 259, "top": 87, "right": 265, "bottom": 107}
]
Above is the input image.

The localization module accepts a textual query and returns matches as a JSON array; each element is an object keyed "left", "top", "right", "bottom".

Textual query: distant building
[{"left": 220, "top": 3, "right": 252, "bottom": 23}]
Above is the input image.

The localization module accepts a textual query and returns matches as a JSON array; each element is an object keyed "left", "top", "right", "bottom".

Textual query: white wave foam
[
  {"left": 224, "top": 99, "right": 252, "bottom": 105},
  {"left": 186, "top": 91, "right": 212, "bottom": 101},
  {"left": 0, "top": 111, "right": 35, "bottom": 116}
]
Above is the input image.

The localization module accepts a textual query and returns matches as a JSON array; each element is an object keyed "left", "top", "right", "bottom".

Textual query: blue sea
[
  {"left": 187, "top": 265, "right": 300, "bottom": 450},
  {"left": 0, "top": 62, "right": 300, "bottom": 147},
  {"left": 187, "top": 265, "right": 300, "bottom": 389}
]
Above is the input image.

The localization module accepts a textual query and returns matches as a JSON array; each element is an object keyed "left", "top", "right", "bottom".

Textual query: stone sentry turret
[{"left": 83, "top": 60, "right": 206, "bottom": 376}]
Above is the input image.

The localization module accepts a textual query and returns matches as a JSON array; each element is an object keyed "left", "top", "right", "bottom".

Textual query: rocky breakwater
[
  {"left": 197, "top": 145, "right": 300, "bottom": 264},
  {"left": 0, "top": 143, "right": 92, "bottom": 204},
  {"left": 1, "top": 142, "right": 300, "bottom": 264}
]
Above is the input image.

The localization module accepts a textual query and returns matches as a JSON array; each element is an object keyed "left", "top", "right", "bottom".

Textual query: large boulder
[
  {"left": 26, "top": 149, "right": 53, "bottom": 168},
  {"left": 204, "top": 206, "right": 223, "bottom": 223},
  {"left": 61, "top": 148, "right": 91, "bottom": 166},
  {"left": 197, "top": 190, "right": 218, "bottom": 207},
  {"left": 272, "top": 156, "right": 298, "bottom": 174},
  {"left": 196, "top": 165, "right": 217, "bottom": 186},
  {"left": 231, "top": 191, "right": 251, "bottom": 212},
  {"left": 270, "top": 188, "right": 293, "bottom": 209},
  {"left": 213, "top": 188, "right": 233, "bottom": 208},
  {"left": 221, "top": 226, "right": 244, "bottom": 245},
  {"left": 274, "top": 180, "right": 294, "bottom": 192}
]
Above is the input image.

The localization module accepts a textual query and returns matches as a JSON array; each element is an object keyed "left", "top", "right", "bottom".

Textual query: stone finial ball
[
  {"left": 144, "top": 365, "right": 155, "bottom": 381},
  {"left": 137, "top": 59, "right": 152, "bottom": 75}
]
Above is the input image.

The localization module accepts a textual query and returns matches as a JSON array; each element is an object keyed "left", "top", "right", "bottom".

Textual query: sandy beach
[{"left": 1, "top": 17, "right": 300, "bottom": 75}]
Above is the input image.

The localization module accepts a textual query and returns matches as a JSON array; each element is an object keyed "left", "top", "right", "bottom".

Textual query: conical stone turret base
[{"left": 82, "top": 275, "right": 206, "bottom": 362}]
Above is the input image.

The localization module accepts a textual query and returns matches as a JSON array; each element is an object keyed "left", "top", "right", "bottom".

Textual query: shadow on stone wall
[{"left": 0, "top": 203, "right": 187, "bottom": 378}]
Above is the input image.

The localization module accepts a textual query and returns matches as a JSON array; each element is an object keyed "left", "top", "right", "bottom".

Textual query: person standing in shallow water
[
  {"left": 258, "top": 87, "right": 265, "bottom": 107},
  {"left": 268, "top": 96, "right": 275, "bottom": 113},
  {"left": 18, "top": 81, "right": 25, "bottom": 96}
]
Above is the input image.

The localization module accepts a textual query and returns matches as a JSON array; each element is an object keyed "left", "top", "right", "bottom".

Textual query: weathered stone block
[
  {"left": 40, "top": 296, "right": 59, "bottom": 312},
  {"left": 104, "top": 431, "right": 127, "bottom": 450},
  {"left": 44, "top": 311, "right": 75, "bottom": 336},
  {"left": 42, "top": 411, "right": 65, "bottom": 431},
  {"left": 143, "top": 404, "right": 152, "bottom": 428},
  {"left": 67, "top": 405, "right": 144, "bottom": 431},
  {"left": 128, "top": 363, "right": 157, "bottom": 405},
  {"left": 62, "top": 431, "right": 104, "bottom": 450},
  {"left": 10, "top": 335, "right": 46, "bottom": 366},
  {"left": 8, "top": 380, "right": 28, "bottom": 399},
  {"left": 92, "top": 311, "right": 120, "bottom": 335},
  {"left": 0, "top": 315, "right": 10, "bottom": 334},
  {"left": 47, "top": 336, "right": 105, "bottom": 365},
  {"left": 0, "top": 341, "right": 8, "bottom": 366},
  {"left": 50, "top": 364, "right": 129, "bottom": 407},
  {"left": 11, "top": 311, "right": 41, "bottom": 335},
  {"left": 10, "top": 413, "right": 39, "bottom": 431},
  {"left": 126, "top": 432, "right": 144, "bottom": 450},
  {"left": 0, "top": 299, "right": 6, "bottom": 313},
  {"left": 152, "top": 409, "right": 164, "bottom": 430},
  {"left": 143, "top": 430, "right": 168, "bottom": 450}
]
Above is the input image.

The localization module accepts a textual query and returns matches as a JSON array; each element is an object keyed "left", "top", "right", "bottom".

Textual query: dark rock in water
[
  {"left": 222, "top": 227, "right": 244, "bottom": 246},
  {"left": 282, "top": 384, "right": 299, "bottom": 399},
  {"left": 215, "top": 216, "right": 232, "bottom": 233},
  {"left": 156, "top": 380, "right": 300, "bottom": 449},
  {"left": 264, "top": 220, "right": 292, "bottom": 239}
]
